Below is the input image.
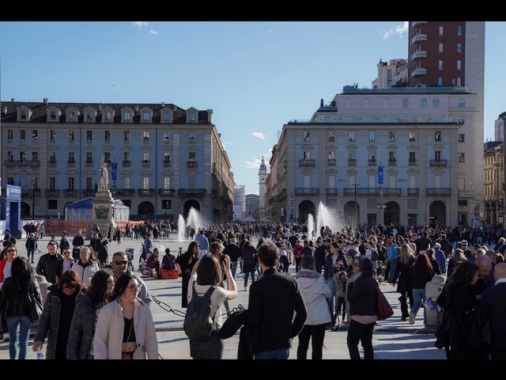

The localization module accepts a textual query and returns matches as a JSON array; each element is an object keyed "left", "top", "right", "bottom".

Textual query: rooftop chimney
[{"left": 43, "top": 98, "right": 48, "bottom": 104}]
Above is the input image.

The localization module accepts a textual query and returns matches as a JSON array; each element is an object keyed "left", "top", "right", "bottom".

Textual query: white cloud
[
  {"left": 382, "top": 21, "right": 408, "bottom": 39},
  {"left": 244, "top": 159, "right": 261, "bottom": 169},
  {"left": 133, "top": 22, "right": 149, "bottom": 28},
  {"left": 252, "top": 132, "right": 265, "bottom": 140},
  {"left": 149, "top": 30, "right": 159, "bottom": 35}
]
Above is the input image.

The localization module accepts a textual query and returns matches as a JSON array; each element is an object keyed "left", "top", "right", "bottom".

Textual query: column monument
[{"left": 91, "top": 155, "right": 115, "bottom": 239}]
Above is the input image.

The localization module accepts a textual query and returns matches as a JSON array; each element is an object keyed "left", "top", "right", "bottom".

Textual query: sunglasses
[
  {"left": 63, "top": 251, "right": 71, "bottom": 255},
  {"left": 114, "top": 260, "right": 128, "bottom": 265}
]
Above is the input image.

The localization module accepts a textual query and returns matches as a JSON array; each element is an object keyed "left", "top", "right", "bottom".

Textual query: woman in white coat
[
  {"left": 294, "top": 255, "right": 332, "bottom": 360},
  {"left": 93, "top": 273, "right": 158, "bottom": 360}
]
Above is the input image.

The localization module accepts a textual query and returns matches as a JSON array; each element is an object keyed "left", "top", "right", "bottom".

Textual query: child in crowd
[{"left": 334, "top": 269, "right": 348, "bottom": 324}]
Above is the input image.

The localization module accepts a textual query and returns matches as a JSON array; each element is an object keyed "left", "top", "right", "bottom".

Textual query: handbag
[
  {"left": 376, "top": 286, "right": 394, "bottom": 320},
  {"left": 29, "top": 285, "right": 43, "bottom": 323}
]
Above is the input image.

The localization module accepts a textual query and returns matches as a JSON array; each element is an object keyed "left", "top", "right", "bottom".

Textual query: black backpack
[{"left": 184, "top": 282, "right": 216, "bottom": 342}]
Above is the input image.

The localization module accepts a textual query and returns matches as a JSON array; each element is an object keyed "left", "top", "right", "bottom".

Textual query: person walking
[
  {"left": 176, "top": 241, "right": 199, "bottom": 308},
  {"left": 32, "top": 270, "right": 84, "bottom": 359},
  {"left": 391, "top": 243, "right": 415, "bottom": 321},
  {"left": 409, "top": 253, "right": 435, "bottom": 325},
  {"left": 246, "top": 242, "right": 307, "bottom": 360},
  {"left": 241, "top": 240, "right": 257, "bottom": 291},
  {"left": 25, "top": 232, "right": 37, "bottom": 264},
  {"left": 93, "top": 273, "right": 158, "bottom": 360},
  {"left": 195, "top": 229, "right": 210, "bottom": 259},
  {"left": 294, "top": 255, "right": 332, "bottom": 360},
  {"left": 346, "top": 255, "right": 378, "bottom": 360},
  {"left": 187, "top": 253, "right": 237, "bottom": 359},
  {"left": 0, "top": 256, "right": 43, "bottom": 359},
  {"left": 66, "top": 270, "right": 114, "bottom": 359},
  {"left": 71, "top": 245, "right": 100, "bottom": 290},
  {"left": 36, "top": 240, "right": 63, "bottom": 285}
]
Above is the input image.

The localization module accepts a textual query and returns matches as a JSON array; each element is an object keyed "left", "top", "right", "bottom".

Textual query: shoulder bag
[
  {"left": 29, "top": 284, "right": 43, "bottom": 323},
  {"left": 376, "top": 286, "right": 394, "bottom": 320}
]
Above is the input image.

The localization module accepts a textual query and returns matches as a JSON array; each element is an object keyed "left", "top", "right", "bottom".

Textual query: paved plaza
[{"left": 0, "top": 234, "right": 447, "bottom": 360}]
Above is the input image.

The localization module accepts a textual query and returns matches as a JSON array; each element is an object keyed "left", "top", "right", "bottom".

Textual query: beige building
[{"left": 483, "top": 141, "right": 504, "bottom": 226}]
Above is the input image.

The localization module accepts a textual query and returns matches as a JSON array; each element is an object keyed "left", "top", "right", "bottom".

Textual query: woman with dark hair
[
  {"left": 346, "top": 255, "right": 378, "bottom": 360},
  {"left": 188, "top": 253, "right": 237, "bottom": 359},
  {"left": 436, "top": 261, "right": 483, "bottom": 359},
  {"left": 242, "top": 240, "right": 258, "bottom": 291},
  {"left": 32, "top": 270, "right": 84, "bottom": 359},
  {"left": 409, "top": 253, "right": 435, "bottom": 325},
  {"left": 0, "top": 256, "right": 43, "bottom": 359},
  {"left": 176, "top": 241, "right": 199, "bottom": 308},
  {"left": 66, "top": 270, "right": 114, "bottom": 359},
  {"left": 94, "top": 273, "right": 158, "bottom": 359}
]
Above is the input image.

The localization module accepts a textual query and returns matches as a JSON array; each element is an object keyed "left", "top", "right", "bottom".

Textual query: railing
[
  {"left": 368, "top": 159, "right": 377, "bottom": 166},
  {"left": 48, "top": 161, "right": 57, "bottom": 167},
  {"left": 142, "top": 160, "right": 150, "bottom": 167},
  {"left": 64, "top": 189, "right": 78, "bottom": 197},
  {"left": 327, "top": 159, "right": 336, "bottom": 166},
  {"left": 29, "top": 160, "right": 40, "bottom": 168},
  {"left": 178, "top": 189, "right": 206, "bottom": 196},
  {"left": 4, "top": 160, "right": 15, "bottom": 167},
  {"left": 163, "top": 160, "right": 171, "bottom": 167},
  {"left": 407, "top": 188, "right": 419, "bottom": 196},
  {"left": 122, "top": 160, "right": 131, "bottom": 167},
  {"left": 326, "top": 188, "right": 338, "bottom": 195},
  {"left": 85, "top": 161, "right": 94, "bottom": 167},
  {"left": 46, "top": 189, "right": 60, "bottom": 197},
  {"left": 18, "top": 160, "right": 28, "bottom": 167},
  {"left": 299, "top": 159, "right": 315, "bottom": 167},
  {"left": 409, "top": 159, "right": 417, "bottom": 166},
  {"left": 430, "top": 159, "right": 447, "bottom": 167},
  {"left": 295, "top": 188, "right": 319, "bottom": 195},
  {"left": 67, "top": 160, "right": 76, "bottom": 167},
  {"left": 115, "top": 189, "right": 135, "bottom": 196},
  {"left": 348, "top": 159, "right": 356, "bottom": 166},
  {"left": 138, "top": 188, "right": 155, "bottom": 196},
  {"left": 158, "top": 188, "right": 176, "bottom": 196},
  {"left": 82, "top": 189, "right": 95, "bottom": 197},
  {"left": 187, "top": 161, "right": 198, "bottom": 168},
  {"left": 426, "top": 188, "right": 451, "bottom": 197}
]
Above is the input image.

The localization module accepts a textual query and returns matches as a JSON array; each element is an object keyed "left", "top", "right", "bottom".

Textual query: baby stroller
[{"left": 125, "top": 248, "right": 135, "bottom": 272}]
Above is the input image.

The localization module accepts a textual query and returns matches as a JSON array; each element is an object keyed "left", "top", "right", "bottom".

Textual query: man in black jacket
[
  {"left": 36, "top": 240, "right": 63, "bottom": 284},
  {"left": 246, "top": 242, "right": 307, "bottom": 359}
]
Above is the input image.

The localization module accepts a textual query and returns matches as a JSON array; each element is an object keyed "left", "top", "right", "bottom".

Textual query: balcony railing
[
  {"left": 64, "top": 189, "right": 78, "bottom": 197},
  {"left": 67, "top": 160, "right": 76, "bottom": 167},
  {"left": 388, "top": 158, "right": 397, "bottom": 166},
  {"left": 295, "top": 187, "right": 319, "bottom": 195},
  {"left": 46, "top": 189, "right": 60, "bottom": 197},
  {"left": 82, "top": 189, "right": 95, "bottom": 197},
  {"left": 368, "top": 159, "right": 377, "bottom": 166},
  {"left": 163, "top": 160, "right": 171, "bottom": 167},
  {"left": 326, "top": 188, "right": 338, "bottom": 195},
  {"left": 138, "top": 188, "right": 155, "bottom": 196},
  {"left": 178, "top": 188, "right": 206, "bottom": 196},
  {"left": 407, "top": 188, "right": 419, "bottom": 196},
  {"left": 115, "top": 189, "right": 135, "bottom": 196},
  {"left": 382, "top": 187, "right": 402, "bottom": 196},
  {"left": 299, "top": 159, "right": 315, "bottom": 167},
  {"left": 29, "top": 160, "right": 40, "bottom": 168},
  {"left": 409, "top": 159, "right": 417, "bottom": 166},
  {"left": 48, "top": 160, "right": 57, "bottom": 167},
  {"left": 327, "top": 159, "right": 336, "bottom": 166},
  {"left": 122, "top": 160, "right": 131, "bottom": 167},
  {"left": 187, "top": 161, "right": 198, "bottom": 168},
  {"left": 4, "top": 160, "right": 15, "bottom": 167},
  {"left": 426, "top": 188, "right": 451, "bottom": 197},
  {"left": 18, "top": 160, "right": 28, "bottom": 167},
  {"left": 21, "top": 188, "right": 41, "bottom": 197},
  {"left": 348, "top": 159, "right": 356, "bottom": 166},
  {"left": 85, "top": 160, "right": 94, "bottom": 167},
  {"left": 142, "top": 160, "right": 151, "bottom": 167},
  {"left": 158, "top": 188, "right": 176, "bottom": 196},
  {"left": 430, "top": 159, "right": 447, "bottom": 167}
]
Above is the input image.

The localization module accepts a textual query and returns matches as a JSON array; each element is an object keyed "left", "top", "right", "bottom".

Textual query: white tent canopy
[{"left": 65, "top": 197, "right": 130, "bottom": 222}]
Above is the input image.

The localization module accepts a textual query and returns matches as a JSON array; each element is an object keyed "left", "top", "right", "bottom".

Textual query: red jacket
[{"left": 293, "top": 243, "right": 304, "bottom": 259}]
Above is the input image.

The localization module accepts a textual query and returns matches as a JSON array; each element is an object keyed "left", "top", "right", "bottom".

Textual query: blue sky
[{"left": 0, "top": 21, "right": 504, "bottom": 195}]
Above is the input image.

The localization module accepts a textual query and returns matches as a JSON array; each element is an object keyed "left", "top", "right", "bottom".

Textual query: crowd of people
[{"left": 1, "top": 219, "right": 506, "bottom": 360}]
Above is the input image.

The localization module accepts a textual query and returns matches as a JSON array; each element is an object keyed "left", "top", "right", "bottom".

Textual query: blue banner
[
  {"left": 112, "top": 162, "right": 118, "bottom": 181},
  {"left": 378, "top": 166, "right": 384, "bottom": 184}
]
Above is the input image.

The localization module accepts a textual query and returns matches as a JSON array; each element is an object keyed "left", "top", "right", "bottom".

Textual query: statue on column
[{"left": 99, "top": 155, "right": 109, "bottom": 190}]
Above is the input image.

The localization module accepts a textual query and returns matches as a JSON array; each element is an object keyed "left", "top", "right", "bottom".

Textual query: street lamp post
[
  {"left": 353, "top": 184, "right": 359, "bottom": 230},
  {"left": 377, "top": 184, "right": 386, "bottom": 226},
  {"left": 31, "top": 177, "right": 37, "bottom": 221}
]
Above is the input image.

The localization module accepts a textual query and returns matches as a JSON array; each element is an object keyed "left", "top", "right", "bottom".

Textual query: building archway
[
  {"left": 429, "top": 201, "right": 446, "bottom": 227},
  {"left": 138, "top": 201, "right": 155, "bottom": 217},
  {"left": 298, "top": 200, "right": 316, "bottom": 224},
  {"left": 343, "top": 201, "right": 360, "bottom": 228}
]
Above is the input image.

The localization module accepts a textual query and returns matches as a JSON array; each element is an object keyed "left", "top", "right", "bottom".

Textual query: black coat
[{"left": 393, "top": 256, "right": 415, "bottom": 294}]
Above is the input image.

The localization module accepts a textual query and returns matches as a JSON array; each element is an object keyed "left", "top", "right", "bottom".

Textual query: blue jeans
[
  {"left": 326, "top": 277, "right": 338, "bottom": 314},
  {"left": 231, "top": 261, "right": 238, "bottom": 279},
  {"left": 7, "top": 315, "right": 31, "bottom": 360},
  {"left": 347, "top": 319, "right": 375, "bottom": 360},
  {"left": 411, "top": 288, "right": 427, "bottom": 324},
  {"left": 244, "top": 270, "right": 255, "bottom": 288},
  {"left": 388, "top": 258, "right": 398, "bottom": 283},
  {"left": 254, "top": 347, "right": 290, "bottom": 360}
]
